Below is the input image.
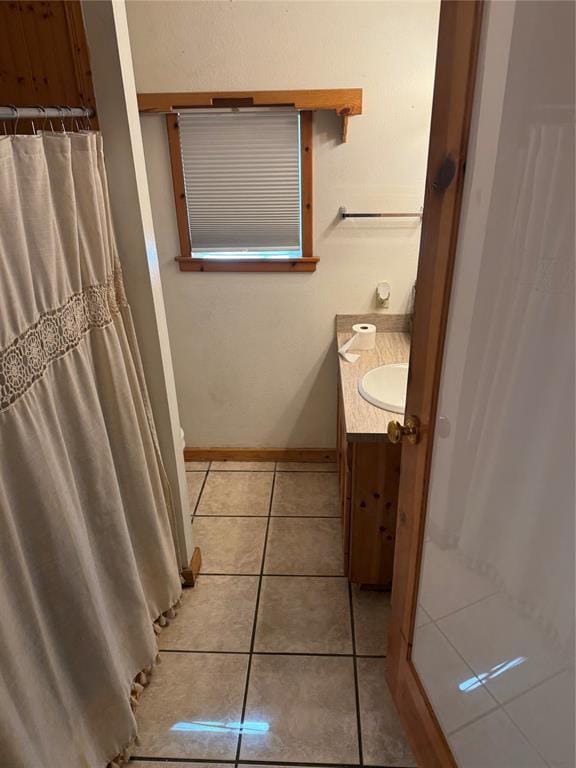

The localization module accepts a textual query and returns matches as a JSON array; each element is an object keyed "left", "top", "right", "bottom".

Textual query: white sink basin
[{"left": 358, "top": 363, "right": 408, "bottom": 414}]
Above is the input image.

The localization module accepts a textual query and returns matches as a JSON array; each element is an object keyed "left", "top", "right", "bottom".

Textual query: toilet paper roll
[
  {"left": 338, "top": 323, "right": 376, "bottom": 362},
  {"left": 349, "top": 323, "right": 377, "bottom": 350}
]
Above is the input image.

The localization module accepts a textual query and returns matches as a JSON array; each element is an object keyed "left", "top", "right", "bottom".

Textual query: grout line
[
  {"left": 275, "top": 470, "right": 338, "bottom": 474},
  {"left": 157, "top": 648, "right": 387, "bottom": 658},
  {"left": 443, "top": 700, "right": 501, "bottom": 740},
  {"left": 431, "top": 612, "right": 502, "bottom": 711},
  {"left": 348, "top": 582, "right": 364, "bottom": 766},
  {"left": 187, "top": 468, "right": 336, "bottom": 475},
  {"left": 159, "top": 648, "right": 249, "bottom": 655},
  {"left": 237, "top": 762, "right": 415, "bottom": 768},
  {"left": 198, "top": 572, "right": 346, "bottom": 578},
  {"left": 193, "top": 514, "right": 340, "bottom": 519},
  {"left": 129, "top": 759, "right": 234, "bottom": 764},
  {"left": 190, "top": 470, "right": 210, "bottom": 519},
  {"left": 234, "top": 464, "right": 276, "bottom": 764},
  {"left": 208, "top": 470, "right": 277, "bottom": 473},
  {"left": 129, "top": 756, "right": 413, "bottom": 768},
  {"left": 429, "top": 588, "right": 500, "bottom": 624}
]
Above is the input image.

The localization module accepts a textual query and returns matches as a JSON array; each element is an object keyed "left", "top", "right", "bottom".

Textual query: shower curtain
[{"left": 0, "top": 132, "right": 182, "bottom": 767}]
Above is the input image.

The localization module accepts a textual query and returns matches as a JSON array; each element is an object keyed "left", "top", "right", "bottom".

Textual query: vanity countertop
[{"left": 336, "top": 314, "right": 411, "bottom": 443}]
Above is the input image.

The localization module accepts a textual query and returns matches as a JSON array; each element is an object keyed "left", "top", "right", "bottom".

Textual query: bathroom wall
[
  {"left": 83, "top": 0, "right": 193, "bottom": 565},
  {"left": 126, "top": 1, "right": 439, "bottom": 448},
  {"left": 411, "top": 1, "right": 575, "bottom": 765}
]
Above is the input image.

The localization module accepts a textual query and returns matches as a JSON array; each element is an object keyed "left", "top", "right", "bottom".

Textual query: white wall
[
  {"left": 83, "top": 0, "right": 192, "bottom": 565},
  {"left": 126, "top": 0, "right": 439, "bottom": 448}
]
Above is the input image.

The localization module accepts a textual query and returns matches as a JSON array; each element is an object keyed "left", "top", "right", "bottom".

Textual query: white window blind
[{"left": 178, "top": 109, "right": 302, "bottom": 258}]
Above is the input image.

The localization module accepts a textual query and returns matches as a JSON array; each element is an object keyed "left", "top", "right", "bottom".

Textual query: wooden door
[{"left": 386, "top": 2, "right": 484, "bottom": 765}]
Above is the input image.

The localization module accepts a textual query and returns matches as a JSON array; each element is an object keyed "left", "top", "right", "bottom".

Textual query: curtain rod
[{"left": 0, "top": 106, "right": 95, "bottom": 120}]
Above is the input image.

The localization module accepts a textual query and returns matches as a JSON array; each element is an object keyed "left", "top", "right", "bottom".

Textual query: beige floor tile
[
  {"left": 210, "top": 461, "right": 275, "bottom": 471},
  {"left": 276, "top": 461, "right": 337, "bottom": 472},
  {"left": 352, "top": 585, "right": 391, "bottom": 656},
  {"left": 264, "top": 518, "right": 344, "bottom": 575},
  {"left": 271, "top": 472, "right": 339, "bottom": 517},
  {"left": 186, "top": 472, "right": 206, "bottom": 514},
  {"left": 240, "top": 655, "right": 359, "bottom": 764},
  {"left": 159, "top": 575, "right": 259, "bottom": 652},
  {"left": 197, "top": 471, "right": 273, "bottom": 516},
  {"left": 132, "top": 763, "right": 229, "bottom": 767},
  {"left": 357, "top": 658, "right": 416, "bottom": 767},
  {"left": 185, "top": 461, "right": 210, "bottom": 471},
  {"left": 254, "top": 576, "right": 352, "bottom": 654},
  {"left": 135, "top": 652, "right": 249, "bottom": 760},
  {"left": 192, "top": 517, "right": 267, "bottom": 574}
]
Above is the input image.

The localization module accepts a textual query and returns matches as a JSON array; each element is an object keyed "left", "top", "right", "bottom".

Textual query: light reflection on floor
[
  {"left": 458, "top": 656, "right": 527, "bottom": 693},
  {"left": 171, "top": 720, "right": 269, "bottom": 735}
]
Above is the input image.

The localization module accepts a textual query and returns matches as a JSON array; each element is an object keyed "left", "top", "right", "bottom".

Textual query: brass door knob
[{"left": 387, "top": 415, "right": 420, "bottom": 445}]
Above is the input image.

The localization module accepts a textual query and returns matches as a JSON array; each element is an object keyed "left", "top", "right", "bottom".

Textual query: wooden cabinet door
[{"left": 348, "top": 441, "right": 401, "bottom": 586}]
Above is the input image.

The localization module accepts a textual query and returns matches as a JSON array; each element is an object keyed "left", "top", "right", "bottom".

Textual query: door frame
[{"left": 386, "top": 2, "right": 484, "bottom": 765}]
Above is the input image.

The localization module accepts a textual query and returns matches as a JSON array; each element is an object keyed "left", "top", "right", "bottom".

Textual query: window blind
[{"left": 178, "top": 110, "right": 302, "bottom": 257}]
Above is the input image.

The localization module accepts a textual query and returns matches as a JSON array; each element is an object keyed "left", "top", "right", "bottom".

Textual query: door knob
[{"left": 387, "top": 415, "right": 420, "bottom": 445}]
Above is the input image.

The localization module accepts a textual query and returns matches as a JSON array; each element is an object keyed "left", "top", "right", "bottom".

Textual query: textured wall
[{"left": 126, "top": 0, "right": 439, "bottom": 448}]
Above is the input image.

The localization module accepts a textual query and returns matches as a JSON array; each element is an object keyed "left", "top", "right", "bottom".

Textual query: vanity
[{"left": 336, "top": 314, "right": 411, "bottom": 587}]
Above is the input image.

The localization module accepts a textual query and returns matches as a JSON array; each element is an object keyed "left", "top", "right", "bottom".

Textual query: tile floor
[{"left": 131, "top": 461, "right": 415, "bottom": 768}]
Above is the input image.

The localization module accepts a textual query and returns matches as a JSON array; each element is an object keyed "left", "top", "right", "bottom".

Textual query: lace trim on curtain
[{"left": 0, "top": 268, "right": 128, "bottom": 413}]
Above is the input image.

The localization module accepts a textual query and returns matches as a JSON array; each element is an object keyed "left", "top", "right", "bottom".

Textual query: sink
[{"left": 358, "top": 363, "right": 408, "bottom": 414}]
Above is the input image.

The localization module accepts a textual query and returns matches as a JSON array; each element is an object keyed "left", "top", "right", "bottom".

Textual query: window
[{"left": 167, "top": 108, "right": 314, "bottom": 272}]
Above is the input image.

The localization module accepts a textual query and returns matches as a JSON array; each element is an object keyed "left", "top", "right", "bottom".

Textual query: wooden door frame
[{"left": 386, "top": 2, "right": 485, "bottom": 765}]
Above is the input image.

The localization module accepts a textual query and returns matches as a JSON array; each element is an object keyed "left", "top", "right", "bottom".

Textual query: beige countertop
[{"left": 336, "top": 314, "right": 411, "bottom": 443}]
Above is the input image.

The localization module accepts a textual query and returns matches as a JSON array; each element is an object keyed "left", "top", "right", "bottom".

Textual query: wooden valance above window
[{"left": 137, "top": 88, "right": 363, "bottom": 143}]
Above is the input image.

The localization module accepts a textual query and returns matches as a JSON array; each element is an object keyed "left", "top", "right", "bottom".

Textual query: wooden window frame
[{"left": 167, "top": 110, "right": 316, "bottom": 273}]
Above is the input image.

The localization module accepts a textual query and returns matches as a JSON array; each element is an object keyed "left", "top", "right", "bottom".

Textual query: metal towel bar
[{"left": 339, "top": 206, "right": 422, "bottom": 220}]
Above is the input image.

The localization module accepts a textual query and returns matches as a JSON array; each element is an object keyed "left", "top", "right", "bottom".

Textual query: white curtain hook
[
  {"left": 64, "top": 106, "right": 74, "bottom": 131},
  {"left": 8, "top": 105, "right": 19, "bottom": 135},
  {"left": 39, "top": 105, "right": 48, "bottom": 132},
  {"left": 82, "top": 106, "right": 90, "bottom": 131}
]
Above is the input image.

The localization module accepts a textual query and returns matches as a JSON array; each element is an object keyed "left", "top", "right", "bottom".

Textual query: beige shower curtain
[{"left": 0, "top": 132, "right": 182, "bottom": 767}]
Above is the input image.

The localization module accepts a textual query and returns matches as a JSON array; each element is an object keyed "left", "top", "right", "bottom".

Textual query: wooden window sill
[{"left": 176, "top": 257, "right": 319, "bottom": 273}]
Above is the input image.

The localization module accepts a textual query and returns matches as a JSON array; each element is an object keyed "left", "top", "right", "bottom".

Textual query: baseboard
[{"left": 183, "top": 447, "right": 336, "bottom": 463}]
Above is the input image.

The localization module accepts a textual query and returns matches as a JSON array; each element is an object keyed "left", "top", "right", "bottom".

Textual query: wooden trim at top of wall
[
  {"left": 137, "top": 88, "right": 362, "bottom": 116},
  {"left": 137, "top": 89, "right": 361, "bottom": 143},
  {"left": 184, "top": 447, "right": 336, "bottom": 463}
]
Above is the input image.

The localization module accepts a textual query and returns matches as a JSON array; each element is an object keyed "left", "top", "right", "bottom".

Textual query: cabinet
[{"left": 337, "top": 383, "right": 402, "bottom": 586}]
